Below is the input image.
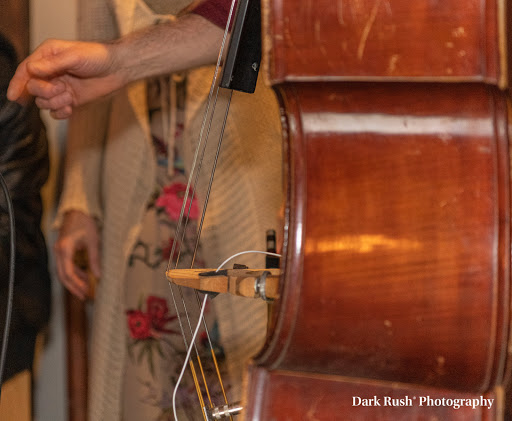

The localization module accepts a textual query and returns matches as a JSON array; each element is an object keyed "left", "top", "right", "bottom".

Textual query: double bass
[
  {"left": 242, "top": 0, "right": 512, "bottom": 419},
  {"left": 167, "top": 0, "right": 512, "bottom": 419}
]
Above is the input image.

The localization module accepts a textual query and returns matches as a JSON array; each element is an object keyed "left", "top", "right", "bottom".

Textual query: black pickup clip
[
  {"left": 197, "top": 264, "right": 248, "bottom": 298},
  {"left": 199, "top": 263, "right": 248, "bottom": 278}
]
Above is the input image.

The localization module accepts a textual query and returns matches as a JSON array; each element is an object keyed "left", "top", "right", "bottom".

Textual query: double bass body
[{"left": 242, "top": 1, "right": 512, "bottom": 419}]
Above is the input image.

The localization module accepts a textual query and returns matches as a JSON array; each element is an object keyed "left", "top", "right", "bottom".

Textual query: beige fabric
[
  {"left": 55, "top": 0, "right": 283, "bottom": 419},
  {"left": 183, "top": 68, "right": 282, "bottom": 402}
]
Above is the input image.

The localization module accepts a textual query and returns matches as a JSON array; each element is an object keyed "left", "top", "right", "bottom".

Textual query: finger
[
  {"left": 26, "top": 48, "right": 81, "bottom": 79},
  {"left": 62, "top": 269, "right": 88, "bottom": 301},
  {"left": 55, "top": 254, "right": 88, "bottom": 300},
  {"left": 64, "top": 279, "right": 87, "bottom": 301},
  {"left": 62, "top": 255, "right": 89, "bottom": 293},
  {"left": 54, "top": 243, "right": 88, "bottom": 300},
  {"left": 35, "top": 91, "right": 73, "bottom": 112},
  {"left": 7, "top": 40, "right": 68, "bottom": 102},
  {"left": 56, "top": 261, "right": 87, "bottom": 301},
  {"left": 26, "top": 78, "right": 66, "bottom": 100},
  {"left": 6, "top": 61, "right": 31, "bottom": 103},
  {"left": 49, "top": 106, "right": 73, "bottom": 120}
]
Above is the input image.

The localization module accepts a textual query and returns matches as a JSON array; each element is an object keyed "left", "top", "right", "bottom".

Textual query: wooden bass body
[{"left": 242, "top": 1, "right": 512, "bottom": 419}]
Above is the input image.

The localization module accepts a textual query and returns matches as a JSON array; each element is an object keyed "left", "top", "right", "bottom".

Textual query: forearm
[
  {"left": 6, "top": 4, "right": 228, "bottom": 118},
  {"left": 111, "top": 13, "right": 224, "bottom": 87}
]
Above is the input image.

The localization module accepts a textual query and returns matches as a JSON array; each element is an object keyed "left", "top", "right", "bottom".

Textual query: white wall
[{"left": 30, "top": 1, "right": 77, "bottom": 420}]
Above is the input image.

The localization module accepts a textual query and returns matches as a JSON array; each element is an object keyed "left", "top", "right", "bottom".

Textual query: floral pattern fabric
[{"left": 122, "top": 77, "right": 229, "bottom": 420}]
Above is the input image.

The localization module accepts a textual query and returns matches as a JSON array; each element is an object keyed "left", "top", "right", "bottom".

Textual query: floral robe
[{"left": 122, "top": 77, "right": 229, "bottom": 420}]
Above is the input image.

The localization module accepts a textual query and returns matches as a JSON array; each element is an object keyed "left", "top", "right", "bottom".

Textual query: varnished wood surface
[
  {"left": 262, "top": 0, "right": 508, "bottom": 86},
  {"left": 259, "top": 82, "right": 510, "bottom": 391},
  {"left": 65, "top": 292, "right": 88, "bottom": 421},
  {"left": 244, "top": 0, "right": 512, "bottom": 419},
  {"left": 243, "top": 82, "right": 511, "bottom": 420},
  {"left": 244, "top": 367, "right": 502, "bottom": 421}
]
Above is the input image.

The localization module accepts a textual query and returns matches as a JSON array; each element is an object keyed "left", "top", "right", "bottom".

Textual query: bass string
[
  {"left": 166, "top": 84, "right": 232, "bottom": 419},
  {"left": 188, "top": 87, "right": 234, "bottom": 411},
  {"left": 172, "top": 250, "right": 282, "bottom": 421},
  {"left": 164, "top": 0, "right": 239, "bottom": 417}
]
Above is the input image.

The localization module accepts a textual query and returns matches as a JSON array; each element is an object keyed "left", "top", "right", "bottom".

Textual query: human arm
[
  {"left": 52, "top": 0, "right": 116, "bottom": 299},
  {"left": 7, "top": 12, "right": 224, "bottom": 119},
  {"left": 53, "top": 97, "right": 111, "bottom": 299}
]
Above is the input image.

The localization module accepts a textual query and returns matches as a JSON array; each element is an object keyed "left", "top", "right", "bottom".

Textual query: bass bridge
[{"left": 166, "top": 267, "right": 280, "bottom": 301}]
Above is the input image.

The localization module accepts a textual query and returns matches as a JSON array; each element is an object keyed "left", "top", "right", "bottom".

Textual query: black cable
[{"left": 0, "top": 170, "right": 15, "bottom": 397}]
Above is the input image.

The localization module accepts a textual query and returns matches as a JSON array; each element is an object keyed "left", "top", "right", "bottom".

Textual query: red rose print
[
  {"left": 147, "top": 296, "right": 168, "bottom": 329},
  {"left": 156, "top": 182, "right": 199, "bottom": 220},
  {"left": 126, "top": 310, "right": 152, "bottom": 340},
  {"left": 145, "top": 296, "right": 179, "bottom": 334}
]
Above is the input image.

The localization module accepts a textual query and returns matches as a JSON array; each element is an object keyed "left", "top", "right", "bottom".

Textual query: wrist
[{"left": 107, "top": 40, "right": 133, "bottom": 88}]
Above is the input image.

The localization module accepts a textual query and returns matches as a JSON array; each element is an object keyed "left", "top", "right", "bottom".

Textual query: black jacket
[{"left": 0, "top": 32, "right": 51, "bottom": 381}]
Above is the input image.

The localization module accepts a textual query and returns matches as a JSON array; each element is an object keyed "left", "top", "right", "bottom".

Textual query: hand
[
  {"left": 7, "top": 39, "right": 124, "bottom": 119},
  {"left": 54, "top": 210, "right": 102, "bottom": 300},
  {"left": 7, "top": 14, "right": 224, "bottom": 119}
]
